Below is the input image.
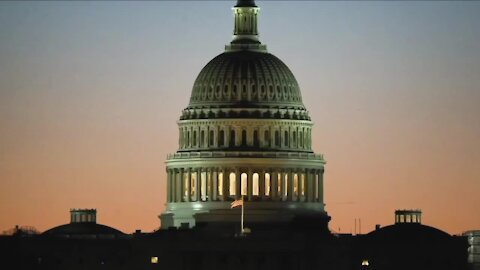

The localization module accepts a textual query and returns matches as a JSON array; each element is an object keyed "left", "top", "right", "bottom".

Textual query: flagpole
[{"left": 241, "top": 196, "right": 244, "bottom": 233}]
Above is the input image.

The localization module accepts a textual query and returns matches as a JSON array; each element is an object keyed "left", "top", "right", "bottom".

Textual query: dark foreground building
[
  {"left": 0, "top": 208, "right": 468, "bottom": 270},
  {"left": 0, "top": 1, "right": 470, "bottom": 269}
]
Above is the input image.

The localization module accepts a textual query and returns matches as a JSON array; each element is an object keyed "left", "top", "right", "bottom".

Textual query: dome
[
  {"left": 42, "top": 223, "right": 125, "bottom": 238},
  {"left": 367, "top": 223, "right": 451, "bottom": 243},
  {"left": 188, "top": 51, "right": 305, "bottom": 110},
  {"left": 160, "top": 0, "right": 328, "bottom": 231}
]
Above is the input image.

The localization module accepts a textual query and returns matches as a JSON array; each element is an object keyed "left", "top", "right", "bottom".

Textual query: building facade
[{"left": 159, "top": 0, "right": 328, "bottom": 230}]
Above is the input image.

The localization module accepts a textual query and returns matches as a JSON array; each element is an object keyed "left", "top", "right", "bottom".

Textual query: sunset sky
[{"left": 1, "top": 0, "right": 479, "bottom": 235}]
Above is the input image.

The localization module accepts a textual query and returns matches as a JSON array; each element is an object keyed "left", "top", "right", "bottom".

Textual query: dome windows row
[
  {"left": 190, "top": 83, "right": 301, "bottom": 103},
  {"left": 178, "top": 122, "right": 312, "bottom": 151}
]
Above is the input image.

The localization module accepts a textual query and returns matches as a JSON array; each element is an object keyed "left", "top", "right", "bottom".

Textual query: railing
[{"left": 167, "top": 151, "right": 324, "bottom": 160}]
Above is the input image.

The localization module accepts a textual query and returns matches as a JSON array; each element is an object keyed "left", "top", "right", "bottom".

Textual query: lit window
[
  {"left": 241, "top": 173, "right": 247, "bottom": 195},
  {"left": 362, "top": 259, "right": 369, "bottom": 266},
  {"left": 300, "top": 174, "right": 305, "bottom": 196},
  {"left": 264, "top": 173, "right": 271, "bottom": 196},
  {"left": 191, "top": 173, "right": 197, "bottom": 199},
  {"left": 229, "top": 173, "right": 236, "bottom": 195},
  {"left": 201, "top": 172, "right": 207, "bottom": 201},
  {"left": 183, "top": 174, "right": 189, "bottom": 200},
  {"left": 218, "top": 172, "right": 223, "bottom": 196},
  {"left": 252, "top": 173, "right": 259, "bottom": 196},
  {"left": 151, "top": 257, "right": 159, "bottom": 264},
  {"left": 293, "top": 174, "right": 298, "bottom": 196}
]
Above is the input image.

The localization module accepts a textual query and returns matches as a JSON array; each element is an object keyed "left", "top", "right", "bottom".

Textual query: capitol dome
[
  {"left": 188, "top": 51, "right": 305, "bottom": 111},
  {"left": 160, "top": 0, "right": 329, "bottom": 232}
]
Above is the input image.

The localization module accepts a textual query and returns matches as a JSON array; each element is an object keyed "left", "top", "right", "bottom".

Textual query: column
[
  {"left": 247, "top": 170, "right": 253, "bottom": 201},
  {"left": 196, "top": 168, "right": 202, "bottom": 201},
  {"left": 301, "top": 169, "right": 307, "bottom": 202},
  {"left": 166, "top": 169, "right": 172, "bottom": 203},
  {"left": 171, "top": 169, "right": 176, "bottom": 202},
  {"left": 178, "top": 169, "right": 184, "bottom": 202},
  {"left": 175, "top": 168, "right": 183, "bottom": 202},
  {"left": 259, "top": 170, "right": 265, "bottom": 200},
  {"left": 288, "top": 170, "right": 294, "bottom": 201},
  {"left": 212, "top": 169, "right": 218, "bottom": 201},
  {"left": 225, "top": 127, "right": 230, "bottom": 147},
  {"left": 306, "top": 169, "right": 313, "bottom": 202},
  {"left": 318, "top": 169, "right": 324, "bottom": 203},
  {"left": 237, "top": 169, "right": 242, "bottom": 199},
  {"left": 279, "top": 170, "right": 285, "bottom": 201},
  {"left": 205, "top": 168, "right": 210, "bottom": 201},
  {"left": 271, "top": 170, "right": 278, "bottom": 200},
  {"left": 186, "top": 169, "right": 191, "bottom": 202},
  {"left": 223, "top": 168, "right": 229, "bottom": 200}
]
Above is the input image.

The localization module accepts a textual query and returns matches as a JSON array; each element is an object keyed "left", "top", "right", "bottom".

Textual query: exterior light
[
  {"left": 362, "top": 259, "right": 369, "bottom": 266},
  {"left": 151, "top": 257, "right": 159, "bottom": 264}
]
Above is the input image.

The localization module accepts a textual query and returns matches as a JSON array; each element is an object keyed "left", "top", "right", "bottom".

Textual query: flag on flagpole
[{"left": 230, "top": 197, "right": 244, "bottom": 209}]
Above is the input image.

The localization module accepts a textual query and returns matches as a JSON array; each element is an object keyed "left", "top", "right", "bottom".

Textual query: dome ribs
[{"left": 187, "top": 51, "right": 307, "bottom": 113}]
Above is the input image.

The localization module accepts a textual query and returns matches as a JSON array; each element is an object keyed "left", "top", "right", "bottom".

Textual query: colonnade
[
  {"left": 166, "top": 167, "right": 323, "bottom": 204},
  {"left": 234, "top": 6, "right": 259, "bottom": 35},
  {"left": 179, "top": 123, "right": 312, "bottom": 150},
  {"left": 395, "top": 210, "right": 422, "bottom": 224}
]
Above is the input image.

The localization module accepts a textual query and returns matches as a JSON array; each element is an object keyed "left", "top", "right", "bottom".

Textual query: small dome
[
  {"left": 42, "top": 223, "right": 124, "bottom": 237},
  {"left": 367, "top": 223, "right": 451, "bottom": 243},
  {"left": 42, "top": 209, "right": 125, "bottom": 238},
  {"left": 188, "top": 51, "right": 305, "bottom": 110}
]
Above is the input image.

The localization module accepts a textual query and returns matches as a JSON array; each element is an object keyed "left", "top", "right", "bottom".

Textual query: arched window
[
  {"left": 292, "top": 131, "right": 296, "bottom": 147},
  {"left": 293, "top": 173, "right": 298, "bottom": 197},
  {"left": 193, "top": 131, "right": 197, "bottom": 147},
  {"left": 252, "top": 173, "right": 259, "bottom": 196},
  {"left": 183, "top": 174, "right": 189, "bottom": 201},
  {"left": 241, "top": 173, "right": 247, "bottom": 196},
  {"left": 219, "top": 130, "right": 225, "bottom": 146},
  {"left": 284, "top": 130, "right": 289, "bottom": 147},
  {"left": 300, "top": 174, "right": 305, "bottom": 197},
  {"left": 201, "top": 172, "right": 207, "bottom": 201},
  {"left": 283, "top": 174, "right": 288, "bottom": 198},
  {"left": 264, "top": 173, "right": 271, "bottom": 196},
  {"left": 191, "top": 172, "right": 197, "bottom": 201},
  {"left": 233, "top": 85, "right": 237, "bottom": 97},
  {"left": 275, "top": 130, "right": 280, "bottom": 147},
  {"left": 253, "top": 130, "right": 259, "bottom": 147},
  {"left": 264, "top": 130, "right": 270, "bottom": 147},
  {"left": 200, "top": 130, "right": 205, "bottom": 147},
  {"left": 229, "top": 173, "right": 236, "bottom": 196},
  {"left": 218, "top": 172, "right": 223, "bottom": 196},
  {"left": 241, "top": 130, "right": 247, "bottom": 146},
  {"left": 299, "top": 131, "right": 303, "bottom": 147},
  {"left": 186, "top": 131, "right": 190, "bottom": 147},
  {"left": 277, "top": 174, "right": 282, "bottom": 195},
  {"left": 209, "top": 130, "right": 214, "bottom": 146},
  {"left": 230, "top": 130, "right": 236, "bottom": 147}
]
